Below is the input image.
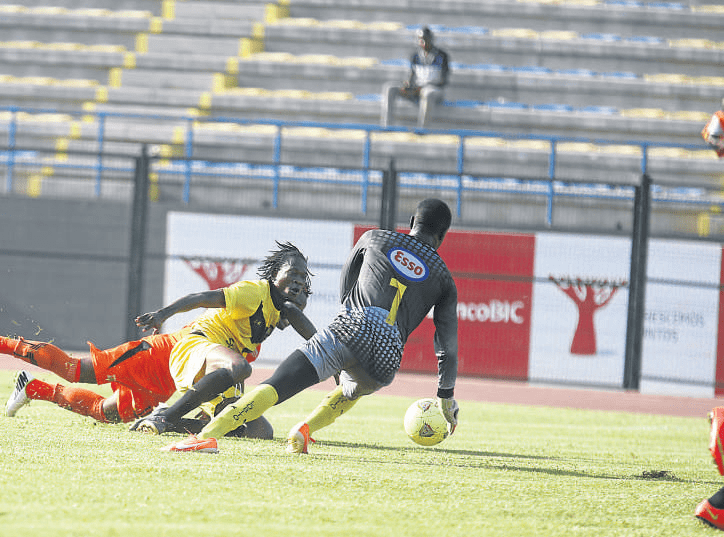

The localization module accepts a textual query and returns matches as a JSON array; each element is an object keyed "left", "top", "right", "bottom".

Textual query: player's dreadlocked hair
[{"left": 257, "top": 241, "right": 313, "bottom": 292}]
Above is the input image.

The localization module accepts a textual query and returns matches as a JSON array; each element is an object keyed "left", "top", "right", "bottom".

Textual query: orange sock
[
  {"left": 25, "top": 379, "right": 108, "bottom": 423},
  {"left": 0, "top": 337, "right": 81, "bottom": 382}
]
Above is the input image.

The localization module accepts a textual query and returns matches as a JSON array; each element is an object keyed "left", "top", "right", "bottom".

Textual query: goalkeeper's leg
[
  {"left": 306, "top": 385, "right": 360, "bottom": 434},
  {"left": 286, "top": 386, "right": 360, "bottom": 454}
]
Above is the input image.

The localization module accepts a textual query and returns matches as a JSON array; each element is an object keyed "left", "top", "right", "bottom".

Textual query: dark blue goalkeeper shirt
[{"left": 332, "top": 229, "right": 458, "bottom": 393}]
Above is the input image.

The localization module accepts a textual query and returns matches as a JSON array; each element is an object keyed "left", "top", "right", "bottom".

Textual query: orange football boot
[{"left": 696, "top": 499, "right": 724, "bottom": 530}]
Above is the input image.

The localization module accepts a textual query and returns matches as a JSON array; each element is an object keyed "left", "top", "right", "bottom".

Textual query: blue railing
[{"left": 0, "top": 106, "right": 718, "bottom": 224}]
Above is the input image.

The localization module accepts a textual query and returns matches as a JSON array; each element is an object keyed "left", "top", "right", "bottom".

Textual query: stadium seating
[{"left": 2, "top": 0, "right": 724, "bottom": 235}]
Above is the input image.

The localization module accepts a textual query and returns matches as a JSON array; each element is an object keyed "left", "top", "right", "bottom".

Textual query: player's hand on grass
[{"left": 438, "top": 397, "right": 459, "bottom": 435}]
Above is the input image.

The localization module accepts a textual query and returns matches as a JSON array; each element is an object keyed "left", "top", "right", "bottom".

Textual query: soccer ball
[{"left": 403, "top": 398, "right": 449, "bottom": 446}]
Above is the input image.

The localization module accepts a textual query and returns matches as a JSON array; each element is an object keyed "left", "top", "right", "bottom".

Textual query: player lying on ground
[
  {"left": 695, "top": 407, "right": 724, "bottom": 530},
  {"left": 130, "top": 241, "right": 315, "bottom": 435},
  {"left": 162, "top": 199, "right": 459, "bottom": 453},
  {"left": 3, "top": 241, "right": 314, "bottom": 440}
]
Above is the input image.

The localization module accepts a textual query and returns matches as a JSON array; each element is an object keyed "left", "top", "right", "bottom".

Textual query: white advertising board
[
  {"left": 529, "top": 232, "right": 722, "bottom": 396},
  {"left": 529, "top": 233, "right": 631, "bottom": 387},
  {"left": 164, "top": 212, "right": 353, "bottom": 365},
  {"left": 639, "top": 240, "right": 721, "bottom": 397}
]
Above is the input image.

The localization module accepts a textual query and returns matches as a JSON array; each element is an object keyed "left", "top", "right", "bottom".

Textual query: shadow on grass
[{"left": 310, "top": 439, "right": 721, "bottom": 484}]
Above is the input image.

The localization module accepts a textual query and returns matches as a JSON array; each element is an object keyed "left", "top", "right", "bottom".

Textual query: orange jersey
[
  {"left": 88, "top": 327, "right": 191, "bottom": 420},
  {"left": 702, "top": 110, "right": 724, "bottom": 158}
]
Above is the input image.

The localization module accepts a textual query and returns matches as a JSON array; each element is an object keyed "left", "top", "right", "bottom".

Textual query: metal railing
[{"left": 1, "top": 105, "right": 720, "bottom": 226}]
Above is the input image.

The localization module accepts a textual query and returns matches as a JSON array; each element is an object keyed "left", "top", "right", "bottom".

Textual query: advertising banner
[
  {"left": 640, "top": 240, "right": 721, "bottom": 397},
  {"left": 529, "top": 233, "right": 631, "bottom": 388},
  {"left": 364, "top": 227, "right": 536, "bottom": 380}
]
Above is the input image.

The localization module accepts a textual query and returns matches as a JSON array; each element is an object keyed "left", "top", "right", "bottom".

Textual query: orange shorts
[{"left": 89, "top": 327, "right": 190, "bottom": 422}]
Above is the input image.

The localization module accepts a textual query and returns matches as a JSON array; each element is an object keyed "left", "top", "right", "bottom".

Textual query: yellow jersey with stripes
[{"left": 190, "top": 279, "right": 283, "bottom": 359}]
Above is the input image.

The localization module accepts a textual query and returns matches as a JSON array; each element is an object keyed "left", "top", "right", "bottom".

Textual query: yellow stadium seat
[
  {"left": 45, "top": 43, "right": 84, "bottom": 51},
  {"left": 54, "top": 79, "right": 99, "bottom": 88},
  {"left": 556, "top": 142, "right": 600, "bottom": 153},
  {"left": 111, "top": 10, "right": 152, "bottom": 18},
  {"left": 71, "top": 8, "right": 112, "bottom": 16},
  {"left": 272, "top": 89, "right": 311, "bottom": 99},
  {"left": 643, "top": 73, "right": 692, "bottom": 84},
  {"left": 310, "top": 91, "right": 353, "bottom": 101},
  {"left": 492, "top": 28, "right": 540, "bottom": 39},
  {"left": 323, "top": 19, "right": 365, "bottom": 29},
  {"left": 619, "top": 108, "right": 667, "bottom": 119},
  {"left": 3, "top": 41, "right": 40, "bottom": 49},
  {"left": 283, "top": 127, "right": 334, "bottom": 138},
  {"left": 241, "top": 52, "right": 296, "bottom": 63},
  {"left": 692, "top": 4, "right": 724, "bottom": 12},
  {"left": 0, "top": 5, "right": 26, "bottom": 13},
  {"left": 372, "top": 132, "right": 424, "bottom": 144},
  {"left": 540, "top": 31, "right": 579, "bottom": 41},
  {"left": 274, "top": 17, "right": 319, "bottom": 27},
  {"left": 466, "top": 137, "right": 509, "bottom": 148},
  {"left": 669, "top": 111, "right": 710, "bottom": 122},
  {"left": 337, "top": 56, "right": 378, "bottom": 68},
  {"left": 668, "top": 38, "right": 715, "bottom": 49},
  {"left": 367, "top": 21, "right": 403, "bottom": 31},
  {"left": 85, "top": 44, "right": 127, "bottom": 53},
  {"left": 222, "top": 87, "right": 271, "bottom": 97},
  {"left": 598, "top": 145, "right": 641, "bottom": 156},
  {"left": 507, "top": 140, "right": 551, "bottom": 151},
  {"left": 29, "top": 6, "right": 68, "bottom": 15},
  {"left": 692, "top": 76, "right": 724, "bottom": 86},
  {"left": 296, "top": 54, "right": 340, "bottom": 65}
]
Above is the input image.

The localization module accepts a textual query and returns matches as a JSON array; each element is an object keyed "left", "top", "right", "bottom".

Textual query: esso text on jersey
[{"left": 387, "top": 247, "right": 429, "bottom": 282}]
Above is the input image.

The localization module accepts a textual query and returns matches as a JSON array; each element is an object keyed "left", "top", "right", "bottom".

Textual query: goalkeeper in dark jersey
[{"left": 164, "top": 199, "right": 459, "bottom": 453}]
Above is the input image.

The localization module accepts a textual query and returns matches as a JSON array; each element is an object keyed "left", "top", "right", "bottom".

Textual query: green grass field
[{"left": 0, "top": 370, "right": 718, "bottom": 537}]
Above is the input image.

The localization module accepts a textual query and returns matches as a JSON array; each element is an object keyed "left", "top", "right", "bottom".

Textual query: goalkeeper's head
[{"left": 410, "top": 198, "right": 452, "bottom": 248}]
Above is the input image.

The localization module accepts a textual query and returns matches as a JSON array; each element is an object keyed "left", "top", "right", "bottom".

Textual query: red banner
[{"left": 354, "top": 227, "right": 536, "bottom": 380}]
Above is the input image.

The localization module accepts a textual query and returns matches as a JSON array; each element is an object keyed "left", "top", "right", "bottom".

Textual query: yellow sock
[
  {"left": 199, "top": 384, "right": 278, "bottom": 439},
  {"left": 306, "top": 386, "right": 360, "bottom": 435}
]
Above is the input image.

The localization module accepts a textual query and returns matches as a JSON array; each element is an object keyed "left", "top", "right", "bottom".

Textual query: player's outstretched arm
[
  {"left": 281, "top": 302, "right": 316, "bottom": 341},
  {"left": 135, "top": 289, "right": 225, "bottom": 334}
]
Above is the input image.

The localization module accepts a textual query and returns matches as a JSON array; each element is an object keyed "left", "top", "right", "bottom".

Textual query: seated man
[{"left": 381, "top": 26, "right": 450, "bottom": 128}]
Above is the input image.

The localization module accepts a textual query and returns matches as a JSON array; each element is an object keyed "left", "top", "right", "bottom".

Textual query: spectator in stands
[
  {"left": 381, "top": 26, "right": 450, "bottom": 129},
  {"left": 701, "top": 98, "right": 724, "bottom": 158}
]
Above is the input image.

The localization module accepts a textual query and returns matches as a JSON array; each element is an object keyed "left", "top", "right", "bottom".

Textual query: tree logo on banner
[
  {"left": 549, "top": 275, "right": 626, "bottom": 356},
  {"left": 182, "top": 258, "right": 250, "bottom": 290}
]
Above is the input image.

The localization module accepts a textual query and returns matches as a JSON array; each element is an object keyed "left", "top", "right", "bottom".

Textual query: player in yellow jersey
[{"left": 130, "top": 241, "right": 316, "bottom": 436}]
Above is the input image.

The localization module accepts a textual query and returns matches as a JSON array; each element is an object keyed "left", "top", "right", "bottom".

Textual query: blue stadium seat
[
  {"left": 556, "top": 69, "right": 597, "bottom": 77},
  {"left": 379, "top": 59, "right": 409, "bottom": 67},
  {"left": 485, "top": 101, "right": 528, "bottom": 110},
  {"left": 645, "top": 2, "right": 685, "bottom": 9},
  {"left": 581, "top": 33, "right": 622, "bottom": 41},
  {"left": 578, "top": 106, "right": 619, "bottom": 115},
  {"left": 355, "top": 94, "right": 382, "bottom": 102},
  {"left": 512, "top": 66, "right": 552, "bottom": 75},
  {"left": 444, "top": 100, "right": 482, "bottom": 108},
  {"left": 532, "top": 104, "right": 574, "bottom": 112}
]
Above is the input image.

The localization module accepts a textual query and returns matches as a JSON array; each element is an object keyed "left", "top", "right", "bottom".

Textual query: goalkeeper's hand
[{"left": 438, "top": 397, "right": 459, "bottom": 435}]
